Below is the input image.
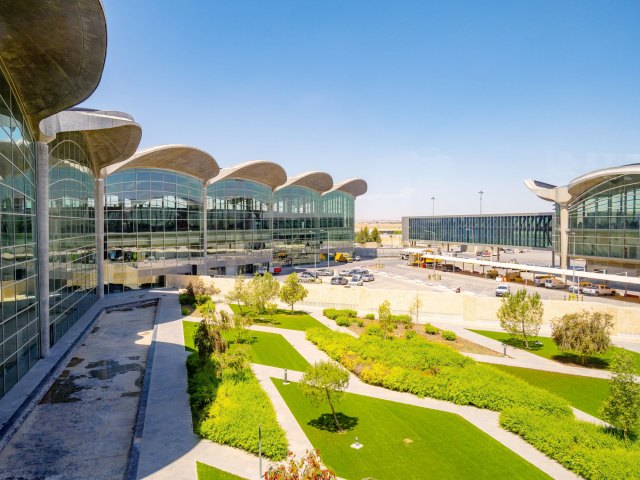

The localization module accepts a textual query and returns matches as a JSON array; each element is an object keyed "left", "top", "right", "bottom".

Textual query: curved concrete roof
[
  {"left": 41, "top": 109, "right": 142, "bottom": 176},
  {"left": 324, "top": 178, "right": 368, "bottom": 197},
  {"left": 207, "top": 160, "right": 287, "bottom": 190},
  {"left": 526, "top": 163, "right": 640, "bottom": 205},
  {"left": 275, "top": 171, "right": 333, "bottom": 193},
  {"left": 0, "top": 1, "right": 107, "bottom": 139},
  {"left": 104, "top": 145, "right": 220, "bottom": 182}
]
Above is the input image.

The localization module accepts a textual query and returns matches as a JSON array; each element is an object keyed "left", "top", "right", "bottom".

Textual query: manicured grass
[
  {"left": 196, "top": 462, "right": 246, "bottom": 480},
  {"left": 229, "top": 304, "right": 328, "bottom": 331},
  {"left": 488, "top": 364, "right": 610, "bottom": 418},
  {"left": 273, "top": 378, "right": 551, "bottom": 480},
  {"left": 470, "top": 329, "right": 640, "bottom": 371},
  {"left": 183, "top": 321, "right": 309, "bottom": 371}
]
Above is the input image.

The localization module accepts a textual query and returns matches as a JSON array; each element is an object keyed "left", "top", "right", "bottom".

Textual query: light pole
[
  {"left": 479, "top": 190, "right": 484, "bottom": 215},
  {"left": 431, "top": 196, "right": 435, "bottom": 216},
  {"left": 310, "top": 230, "right": 317, "bottom": 271},
  {"left": 570, "top": 231, "right": 576, "bottom": 289},
  {"left": 320, "top": 229, "right": 330, "bottom": 268}
]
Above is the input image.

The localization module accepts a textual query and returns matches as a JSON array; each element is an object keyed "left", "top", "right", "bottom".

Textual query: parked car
[
  {"left": 316, "top": 268, "right": 334, "bottom": 276},
  {"left": 568, "top": 285, "right": 582, "bottom": 294},
  {"left": 353, "top": 256, "right": 361, "bottom": 261},
  {"left": 583, "top": 284, "right": 616, "bottom": 296},
  {"left": 495, "top": 285, "right": 511, "bottom": 297},
  {"left": 330, "top": 276, "right": 348, "bottom": 285},
  {"left": 533, "top": 275, "right": 554, "bottom": 286},
  {"left": 440, "top": 264, "right": 461, "bottom": 272},
  {"left": 348, "top": 275, "right": 364, "bottom": 286},
  {"left": 544, "top": 278, "right": 566, "bottom": 289},
  {"left": 361, "top": 273, "right": 375, "bottom": 282},
  {"left": 339, "top": 269, "right": 351, "bottom": 277}
]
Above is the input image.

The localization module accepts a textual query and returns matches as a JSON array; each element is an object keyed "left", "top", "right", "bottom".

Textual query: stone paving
[{"left": 0, "top": 302, "right": 156, "bottom": 480}]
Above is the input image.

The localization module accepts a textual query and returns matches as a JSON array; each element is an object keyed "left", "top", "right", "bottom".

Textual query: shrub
[
  {"left": 355, "top": 319, "right": 365, "bottom": 327},
  {"left": 391, "top": 314, "right": 413, "bottom": 327},
  {"left": 323, "top": 309, "right": 339, "bottom": 320},
  {"left": 195, "top": 293, "right": 211, "bottom": 306},
  {"left": 306, "top": 328, "right": 570, "bottom": 416},
  {"left": 341, "top": 309, "right": 358, "bottom": 318},
  {"left": 442, "top": 330, "right": 457, "bottom": 341},
  {"left": 335, "top": 316, "right": 352, "bottom": 327},
  {"left": 405, "top": 330, "right": 417, "bottom": 340},
  {"left": 365, "top": 323, "right": 383, "bottom": 337},
  {"left": 181, "top": 306, "right": 192, "bottom": 316},
  {"left": 424, "top": 323, "right": 440, "bottom": 335},
  {"left": 179, "top": 293, "right": 194, "bottom": 305},
  {"left": 500, "top": 406, "right": 640, "bottom": 479},
  {"left": 324, "top": 309, "right": 358, "bottom": 320},
  {"left": 196, "top": 299, "right": 216, "bottom": 316},
  {"left": 365, "top": 313, "right": 375, "bottom": 320}
]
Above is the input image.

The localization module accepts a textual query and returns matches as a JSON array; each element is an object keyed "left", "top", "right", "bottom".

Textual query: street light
[
  {"left": 479, "top": 190, "right": 484, "bottom": 214},
  {"left": 431, "top": 196, "right": 435, "bottom": 216}
]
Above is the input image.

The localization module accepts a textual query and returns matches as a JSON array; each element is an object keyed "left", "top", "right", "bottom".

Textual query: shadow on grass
[
  {"left": 308, "top": 413, "right": 359, "bottom": 433},
  {"left": 253, "top": 317, "right": 281, "bottom": 326},
  {"left": 500, "top": 337, "right": 544, "bottom": 352},
  {"left": 550, "top": 353, "right": 610, "bottom": 369}
]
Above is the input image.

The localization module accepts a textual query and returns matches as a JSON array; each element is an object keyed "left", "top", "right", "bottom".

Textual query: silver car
[
  {"left": 348, "top": 274, "right": 363, "bottom": 286},
  {"left": 361, "top": 273, "right": 375, "bottom": 282}
]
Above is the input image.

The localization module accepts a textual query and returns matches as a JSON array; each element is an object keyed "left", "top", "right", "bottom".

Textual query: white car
[
  {"left": 361, "top": 273, "right": 375, "bottom": 282},
  {"left": 582, "top": 284, "right": 616, "bottom": 296},
  {"left": 316, "top": 268, "right": 334, "bottom": 276},
  {"left": 495, "top": 285, "right": 511, "bottom": 297},
  {"left": 348, "top": 275, "right": 363, "bottom": 286}
]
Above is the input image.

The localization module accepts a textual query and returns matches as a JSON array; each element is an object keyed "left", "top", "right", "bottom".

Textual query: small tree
[
  {"left": 551, "top": 310, "right": 613, "bottom": 365},
  {"left": 279, "top": 273, "right": 309, "bottom": 312},
  {"left": 264, "top": 449, "right": 336, "bottom": 480},
  {"left": 225, "top": 276, "right": 248, "bottom": 312},
  {"left": 190, "top": 278, "right": 221, "bottom": 297},
  {"left": 299, "top": 361, "right": 350, "bottom": 432},
  {"left": 378, "top": 299, "right": 394, "bottom": 339},
  {"left": 370, "top": 227, "right": 381, "bottom": 244},
  {"left": 496, "top": 288, "right": 543, "bottom": 349},
  {"left": 408, "top": 294, "right": 423, "bottom": 327},
  {"left": 600, "top": 349, "right": 640, "bottom": 440},
  {"left": 246, "top": 273, "right": 281, "bottom": 313},
  {"left": 193, "top": 317, "right": 227, "bottom": 363},
  {"left": 232, "top": 313, "right": 253, "bottom": 343}
]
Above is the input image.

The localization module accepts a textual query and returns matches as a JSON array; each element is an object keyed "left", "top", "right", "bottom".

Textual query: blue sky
[{"left": 84, "top": 0, "right": 640, "bottom": 220}]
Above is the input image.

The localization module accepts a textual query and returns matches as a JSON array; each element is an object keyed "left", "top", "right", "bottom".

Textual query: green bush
[
  {"left": 195, "top": 293, "right": 211, "bottom": 306},
  {"left": 391, "top": 314, "right": 413, "bottom": 327},
  {"left": 500, "top": 407, "right": 640, "bottom": 479},
  {"left": 405, "top": 330, "right": 417, "bottom": 340},
  {"left": 179, "top": 293, "right": 194, "bottom": 305},
  {"left": 365, "top": 313, "right": 375, "bottom": 320},
  {"left": 181, "top": 306, "right": 192, "bottom": 316},
  {"left": 306, "top": 328, "right": 570, "bottom": 416},
  {"left": 442, "top": 330, "right": 457, "bottom": 341},
  {"left": 335, "top": 316, "right": 352, "bottom": 327},
  {"left": 355, "top": 319, "right": 365, "bottom": 327},
  {"left": 323, "top": 308, "right": 358, "bottom": 320},
  {"left": 196, "top": 299, "right": 216, "bottom": 315},
  {"left": 365, "top": 323, "right": 383, "bottom": 337},
  {"left": 424, "top": 323, "right": 440, "bottom": 335}
]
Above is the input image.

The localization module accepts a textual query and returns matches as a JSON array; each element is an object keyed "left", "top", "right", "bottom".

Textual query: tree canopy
[
  {"left": 279, "top": 273, "right": 309, "bottom": 312},
  {"left": 600, "top": 349, "right": 640, "bottom": 439},
  {"left": 551, "top": 310, "right": 613, "bottom": 365},
  {"left": 496, "top": 288, "right": 543, "bottom": 349},
  {"left": 299, "top": 361, "right": 350, "bottom": 431}
]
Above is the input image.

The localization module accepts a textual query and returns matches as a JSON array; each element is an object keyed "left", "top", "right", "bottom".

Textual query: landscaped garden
[
  {"left": 196, "top": 462, "right": 245, "bottom": 480},
  {"left": 273, "top": 378, "right": 552, "bottom": 479},
  {"left": 470, "top": 329, "right": 640, "bottom": 371},
  {"left": 229, "top": 304, "right": 328, "bottom": 331},
  {"left": 490, "top": 364, "right": 610, "bottom": 418}
]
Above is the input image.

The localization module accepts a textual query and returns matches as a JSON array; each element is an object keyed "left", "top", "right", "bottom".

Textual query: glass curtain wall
[
  {"left": 48, "top": 132, "right": 97, "bottom": 345},
  {"left": 320, "top": 191, "right": 355, "bottom": 259},
  {"left": 0, "top": 70, "right": 39, "bottom": 398},
  {"left": 206, "top": 179, "right": 272, "bottom": 275},
  {"left": 568, "top": 175, "right": 640, "bottom": 265},
  {"left": 104, "top": 169, "right": 203, "bottom": 292},
  {"left": 272, "top": 186, "right": 320, "bottom": 267}
]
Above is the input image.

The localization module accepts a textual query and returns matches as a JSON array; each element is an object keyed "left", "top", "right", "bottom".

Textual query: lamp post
[
  {"left": 431, "top": 196, "right": 435, "bottom": 216},
  {"left": 479, "top": 190, "right": 484, "bottom": 214}
]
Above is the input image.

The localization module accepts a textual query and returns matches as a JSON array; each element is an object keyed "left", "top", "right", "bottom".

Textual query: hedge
[
  {"left": 186, "top": 352, "right": 288, "bottom": 460},
  {"left": 322, "top": 308, "right": 358, "bottom": 320},
  {"left": 501, "top": 407, "right": 640, "bottom": 479},
  {"left": 306, "top": 328, "right": 570, "bottom": 416}
]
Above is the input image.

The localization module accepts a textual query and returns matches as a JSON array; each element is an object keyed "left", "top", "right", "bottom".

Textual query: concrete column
[
  {"left": 36, "top": 141, "right": 50, "bottom": 358},
  {"left": 95, "top": 178, "right": 105, "bottom": 299},
  {"left": 201, "top": 186, "right": 208, "bottom": 275},
  {"left": 559, "top": 204, "right": 569, "bottom": 270}
]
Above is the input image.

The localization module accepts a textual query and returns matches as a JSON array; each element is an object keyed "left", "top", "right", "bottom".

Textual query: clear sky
[{"left": 84, "top": 0, "right": 640, "bottom": 220}]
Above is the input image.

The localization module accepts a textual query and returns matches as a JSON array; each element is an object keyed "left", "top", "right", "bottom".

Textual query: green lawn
[
  {"left": 196, "top": 462, "right": 246, "bottom": 480},
  {"left": 273, "top": 378, "right": 551, "bottom": 480},
  {"left": 488, "top": 364, "right": 610, "bottom": 418},
  {"left": 183, "top": 321, "right": 309, "bottom": 371},
  {"left": 470, "top": 329, "right": 640, "bottom": 371},
  {"left": 229, "top": 304, "right": 328, "bottom": 331}
]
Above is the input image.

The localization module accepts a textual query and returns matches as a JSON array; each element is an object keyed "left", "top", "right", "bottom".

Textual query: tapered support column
[
  {"left": 559, "top": 205, "right": 569, "bottom": 270},
  {"left": 96, "top": 178, "right": 105, "bottom": 299},
  {"left": 36, "top": 141, "right": 50, "bottom": 358},
  {"left": 201, "top": 186, "right": 208, "bottom": 275}
]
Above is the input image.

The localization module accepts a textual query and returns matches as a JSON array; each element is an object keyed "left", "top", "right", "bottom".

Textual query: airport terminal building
[{"left": 0, "top": 2, "right": 365, "bottom": 398}]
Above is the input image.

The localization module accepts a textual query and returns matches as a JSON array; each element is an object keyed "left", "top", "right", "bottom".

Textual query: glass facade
[
  {"left": 206, "top": 179, "right": 272, "bottom": 275},
  {"left": 407, "top": 214, "right": 553, "bottom": 248},
  {"left": 48, "top": 131, "right": 97, "bottom": 345},
  {"left": 319, "top": 190, "right": 355, "bottom": 257},
  {"left": 273, "top": 186, "right": 321, "bottom": 267},
  {"left": 567, "top": 175, "right": 640, "bottom": 264},
  {"left": 0, "top": 70, "right": 39, "bottom": 398},
  {"left": 104, "top": 168, "right": 204, "bottom": 292}
]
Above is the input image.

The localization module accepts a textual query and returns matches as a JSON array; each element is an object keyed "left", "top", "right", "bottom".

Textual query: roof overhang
[
  {"left": 103, "top": 145, "right": 220, "bottom": 182},
  {"left": 207, "top": 160, "right": 287, "bottom": 190},
  {"left": 324, "top": 178, "right": 368, "bottom": 197},
  {"left": 275, "top": 171, "right": 333, "bottom": 193},
  {"left": 0, "top": 0, "right": 107, "bottom": 140},
  {"left": 40, "top": 109, "right": 142, "bottom": 177},
  {"left": 567, "top": 164, "right": 640, "bottom": 199},
  {"left": 524, "top": 179, "right": 571, "bottom": 205}
]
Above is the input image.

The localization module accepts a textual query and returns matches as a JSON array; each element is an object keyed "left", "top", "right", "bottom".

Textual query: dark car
[
  {"left": 331, "top": 276, "right": 348, "bottom": 285},
  {"left": 440, "top": 264, "right": 461, "bottom": 272}
]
